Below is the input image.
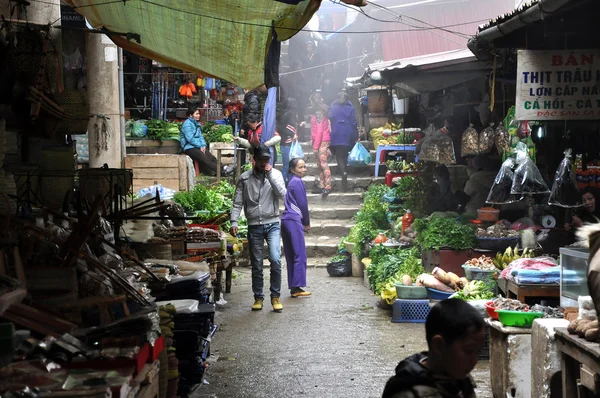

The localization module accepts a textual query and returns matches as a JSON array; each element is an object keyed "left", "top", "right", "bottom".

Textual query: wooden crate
[
  {"left": 125, "top": 154, "right": 191, "bottom": 192},
  {"left": 210, "top": 142, "right": 235, "bottom": 165},
  {"left": 126, "top": 139, "right": 180, "bottom": 155}
]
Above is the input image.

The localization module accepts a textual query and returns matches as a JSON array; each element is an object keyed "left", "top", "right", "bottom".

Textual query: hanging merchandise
[
  {"left": 479, "top": 124, "right": 495, "bottom": 154},
  {"left": 503, "top": 106, "right": 536, "bottom": 162},
  {"left": 179, "top": 82, "right": 197, "bottom": 99},
  {"left": 486, "top": 157, "right": 520, "bottom": 205},
  {"left": 460, "top": 124, "right": 495, "bottom": 156},
  {"left": 494, "top": 124, "right": 510, "bottom": 155},
  {"left": 548, "top": 149, "right": 582, "bottom": 208},
  {"left": 511, "top": 142, "right": 550, "bottom": 195},
  {"left": 419, "top": 129, "right": 456, "bottom": 165}
]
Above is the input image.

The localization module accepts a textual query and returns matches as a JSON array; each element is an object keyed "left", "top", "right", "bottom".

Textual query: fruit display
[
  {"left": 386, "top": 160, "right": 418, "bottom": 173},
  {"left": 493, "top": 247, "right": 534, "bottom": 270}
]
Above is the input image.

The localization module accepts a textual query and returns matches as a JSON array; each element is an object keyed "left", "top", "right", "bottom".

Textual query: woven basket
[
  {"left": 9, "top": 28, "right": 58, "bottom": 92},
  {"left": 55, "top": 89, "right": 89, "bottom": 134}
]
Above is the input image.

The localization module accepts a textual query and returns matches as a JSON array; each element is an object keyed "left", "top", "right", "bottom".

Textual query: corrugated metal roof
[
  {"left": 477, "top": 1, "right": 540, "bottom": 32},
  {"left": 368, "top": 48, "right": 475, "bottom": 72},
  {"left": 378, "top": 0, "right": 516, "bottom": 61}
]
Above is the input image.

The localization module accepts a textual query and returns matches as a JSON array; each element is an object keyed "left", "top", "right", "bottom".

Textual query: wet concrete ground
[{"left": 196, "top": 268, "right": 491, "bottom": 398}]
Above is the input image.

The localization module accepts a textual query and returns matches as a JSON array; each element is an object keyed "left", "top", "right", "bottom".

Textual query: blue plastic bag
[
  {"left": 347, "top": 142, "right": 372, "bottom": 167},
  {"left": 290, "top": 141, "right": 304, "bottom": 159}
]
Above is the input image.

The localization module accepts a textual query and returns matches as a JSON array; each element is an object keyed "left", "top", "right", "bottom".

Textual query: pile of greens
[
  {"left": 413, "top": 217, "right": 476, "bottom": 250},
  {"left": 354, "top": 184, "right": 390, "bottom": 228},
  {"left": 454, "top": 280, "right": 495, "bottom": 301},
  {"left": 366, "top": 246, "right": 423, "bottom": 295},
  {"left": 212, "top": 180, "right": 236, "bottom": 197},
  {"left": 347, "top": 220, "right": 378, "bottom": 255},
  {"left": 393, "top": 176, "right": 427, "bottom": 217},
  {"left": 173, "top": 183, "right": 233, "bottom": 220},
  {"left": 204, "top": 124, "right": 234, "bottom": 144},
  {"left": 145, "top": 120, "right": 181, "bottom": 142}
]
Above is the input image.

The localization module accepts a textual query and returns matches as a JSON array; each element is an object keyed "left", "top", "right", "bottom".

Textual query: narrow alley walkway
[{"left": 196, "top": 268, "right": 492, "bottom": 398}]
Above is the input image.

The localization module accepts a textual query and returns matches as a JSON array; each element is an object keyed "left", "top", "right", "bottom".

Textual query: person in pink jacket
[{"left": 311, "top": 108, "right": 332, "bottom": 197}]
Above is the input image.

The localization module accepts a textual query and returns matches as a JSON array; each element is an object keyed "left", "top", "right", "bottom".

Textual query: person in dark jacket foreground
[
  {"left": 282, "top": 158, "right": 311, "bottom": 298},
  {"left": 382, "top": 299, "right": 484, "bottom": 398}
]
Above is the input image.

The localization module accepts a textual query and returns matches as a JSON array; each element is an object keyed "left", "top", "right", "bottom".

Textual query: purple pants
[{"left": 281, "top": 219, "right": 307, "bottom": 289}]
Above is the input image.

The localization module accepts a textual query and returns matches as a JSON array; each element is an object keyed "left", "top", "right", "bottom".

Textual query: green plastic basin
[
  {"left": 495, "top": 309, "right": 544, "bottom": 328},
  {"left": 394, "top": 284, "right": 427, "bottom": 299}
]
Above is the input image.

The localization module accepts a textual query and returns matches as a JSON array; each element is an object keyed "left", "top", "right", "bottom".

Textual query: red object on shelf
[
  {"left": 385, "top": 172, "right": 422, "bottom": 187},
  {"left": 149, "top": 336, "right": 165, "bottom": 363},
  {"left": 485, "top": 301, "right": 499, "bottom": 320},
  {"left": 380, "top": 150, "right": 387, "bottom": 163}
]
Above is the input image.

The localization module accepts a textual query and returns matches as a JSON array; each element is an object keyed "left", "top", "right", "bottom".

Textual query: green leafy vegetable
[
  {"left": 453, "top": 280, "right": 495, "bottom": 301},
  {"left": 366, "top": 246, "right": 423, "bottom": 295},
  {"left": 173, "top": 183, "right": 232, "bottom": 221},
  {"left": 413, "top": 217, "right": 476, "bottom": 250}
]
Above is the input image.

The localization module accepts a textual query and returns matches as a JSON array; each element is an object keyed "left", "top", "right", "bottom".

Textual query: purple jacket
[
  {"left": 328, "top": 100, "right": 358, "bottom": 147},
  {"left": 282, "top": 174, "right": 310, "bottom": 226}
]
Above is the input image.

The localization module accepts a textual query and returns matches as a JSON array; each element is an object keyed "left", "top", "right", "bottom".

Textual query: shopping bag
[
  {"left": 347, "top": 142, "right": 372, "bottom": 167},
  {"left": 290, "top": 141, "right": 304, "bottom": 159}
]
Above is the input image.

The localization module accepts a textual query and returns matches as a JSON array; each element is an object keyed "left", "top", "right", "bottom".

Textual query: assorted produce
[
  {"left": 367, "top": 246, "right": 423, "bottom": 296},
  {"left": 491, "top": 297, "right": 529, "bottom": 311},
  {"left": 476, "top": 223, "right": 520, "bottom": 238},
  {"left": 568, "top": 319, "right": 599, "bottom": 342},
  {"left": 464, "top": 256, "right": 496, "bottom": 271},
  {"left": 386, "top": 160, "right": 418, "bottom": 173},
  {"left": 493, "top": 246, "right": 534, "bottom": 270},
  {"left": 453, "top": 280, "right": 495, "bottom": 301},
  {"left": 203, "top": 124, "right": 234, "bottom": 144},
  {"left": 173, "top": 181, "right": 234, "bottom": 225}
]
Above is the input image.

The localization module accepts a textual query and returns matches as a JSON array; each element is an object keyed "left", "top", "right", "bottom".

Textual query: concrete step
[
  {"left": 275, "top": 162, "right": 377, "bottom": 177},
  {"left": 309, "top": 219, "right": 354, "bottom": 236},
  {"left": 260, "top": 236, "right": 342, "bottom": 258},
  {"left": 279, "top": 205, "right": 359, "bottom": 220},
  {"left": 306, "top": 192, "right": 363, "bottom": 206},
  {"left": 298, "top": 140, "right": 374, "bottom": 152},
  {"left": 303, "top": 175, "right": 384, "bottom": 193}
]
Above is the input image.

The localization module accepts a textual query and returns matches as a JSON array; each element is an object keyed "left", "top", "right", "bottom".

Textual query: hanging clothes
[{"left": 179, "top": 82, "right": 197, "bottom": 98}]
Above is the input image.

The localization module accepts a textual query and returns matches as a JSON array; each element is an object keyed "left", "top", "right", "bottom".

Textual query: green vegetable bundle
[
  {"left": 413, "top": 217, "right": 476, "bottom": 250},
  {"left": 453, "top": 280, "right": 495, "bottom": 301},
  {"left": 354, "top": 184, "right": 390, "bottom": 229},
  {"left": 173, "top": 183, "right": 232, "bottom": 221},
  {"left": 366, "top": 246, "right": 423, "bottom": 295},
  {"left": 204, "top": 124, "right": 234, "bottom": 144},
  {"left": 145, "top": 119, "right": 181, "bottom": 142}
]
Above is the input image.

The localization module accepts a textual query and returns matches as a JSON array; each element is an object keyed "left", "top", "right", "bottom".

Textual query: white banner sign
[{"left": 516, "top": 49, "right": 600, "bottom": 120}]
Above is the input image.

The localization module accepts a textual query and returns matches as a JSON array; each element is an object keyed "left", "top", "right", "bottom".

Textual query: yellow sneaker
[
  {"left": 251, "top": 298, "right": 263, "bottom": 311},
  {"left": 291, "top": 289, "right": 312, "bottom": 298},
  {"left": 271, "top": 297, "right": 283, "bottom": 312}
]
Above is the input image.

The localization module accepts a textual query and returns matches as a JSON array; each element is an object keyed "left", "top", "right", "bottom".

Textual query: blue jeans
[
  {"left": 280, "top": 144, "right": 291, "bottom": 185},
  {"left": 248, "top": 222, "right": 282, "bottom": 299}
]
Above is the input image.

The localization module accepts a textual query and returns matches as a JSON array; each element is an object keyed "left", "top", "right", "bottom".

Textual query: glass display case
[{"left": 559, "top": 247, "right": 590, "bottom": 308}]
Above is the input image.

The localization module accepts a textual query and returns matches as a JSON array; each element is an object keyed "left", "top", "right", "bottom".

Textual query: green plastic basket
[
  {"left": 495, "top": 309, "right": 544, "bottom": 328},
  {"left": 394, "top": 284, "right": 427, "bottom": 299}
]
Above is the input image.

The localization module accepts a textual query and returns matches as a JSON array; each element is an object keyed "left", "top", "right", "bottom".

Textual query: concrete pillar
[
  {"left": 86, "top": 33, "right": 122, "bottom": 168},
  {"left": 25, "top": 0, "right": 62, "bottom": 93}
]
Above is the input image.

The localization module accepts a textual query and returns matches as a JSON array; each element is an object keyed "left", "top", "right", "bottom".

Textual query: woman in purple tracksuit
[{"left": 281, "top": 158, "right": 311, "bottom": 298}]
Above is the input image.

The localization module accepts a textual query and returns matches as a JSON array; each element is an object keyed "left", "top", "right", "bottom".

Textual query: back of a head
[
  {"left": 426, "top": 299, "right": 484, "bottom": 346},
  {"left": 337, "top": 92, "right": 348, "bottom": 104}
]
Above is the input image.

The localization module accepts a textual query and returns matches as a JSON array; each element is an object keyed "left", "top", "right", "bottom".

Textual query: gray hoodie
[{"left": 231, "top": 168, "right": 287, "bottom": 227}]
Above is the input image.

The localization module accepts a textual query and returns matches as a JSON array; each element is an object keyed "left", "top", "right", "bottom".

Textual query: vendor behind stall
[
  {"left": 427, "top": 165, "right": 459, "bottom": 213},
  {"left": 568, "top": 189, "right": 600, "bottom": 228},
  {"left": 463, "top": 155, "right": 499, "bottom": 215}
]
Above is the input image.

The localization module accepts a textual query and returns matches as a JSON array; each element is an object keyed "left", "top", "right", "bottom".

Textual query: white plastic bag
[{"left": 511, "top": 142, "right": 550, "bottom": 195}]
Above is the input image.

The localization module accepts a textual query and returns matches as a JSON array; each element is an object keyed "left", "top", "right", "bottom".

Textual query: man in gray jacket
[{"left": 231, "top": 145, "right": 287, "bottom": 312}]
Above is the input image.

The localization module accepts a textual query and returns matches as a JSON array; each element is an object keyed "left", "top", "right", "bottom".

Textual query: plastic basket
[
  {"left": 462, "top": 265, "right": 499, "bottom": 294},
  {"left": 394, "top": 284, "right": 427, "bottom": 299},
  {"left": 485, "top": 301, "right": 499, "bottom": 320},
  {"left": 426, "top": 288, "right": 454, "bottom": 301},
  {"left": 478, "top": 326, "right": 490, "bottom": 360},
  {"left": 495, "top": 309, "right": 544, "bottom": 328},
  {"left": 392, "top": 299, "right": 431, "bottom": 323}
]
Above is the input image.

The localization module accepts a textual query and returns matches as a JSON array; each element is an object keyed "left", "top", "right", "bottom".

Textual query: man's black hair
[{"left": 425, "top": 299, "right": 484, "bottom": 345}]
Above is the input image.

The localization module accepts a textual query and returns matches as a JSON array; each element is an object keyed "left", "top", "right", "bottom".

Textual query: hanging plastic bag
[
  {"left": 479, "top": 124, "right": 496, "bottom": 154},
  {"left": 461, "top": 124, "right": 479, "bottom": 156},
  {"left": 511, "top": 142, "right": 550, "bottom": 195},
  {"left": 494, "top": 124, "right": 510, "bottom": 155},
  {"left": 486, "top": 157, "right": 520, "bottom": 204},
  {"left": 420, "top": 130, "right": 456, "bottom": 165},
  {"left": 348, "top": 142, "right": 372, "bottom": 167},
  {"left": 549, "top": 149, "right": 582, "bottom": 208},
  {"left": 289, "top": 141, "right": 304, "bottom": 159}
]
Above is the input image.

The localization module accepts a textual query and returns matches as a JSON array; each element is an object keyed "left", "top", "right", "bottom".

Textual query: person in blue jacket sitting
[{"left": 181, "top": 107, "right": 234, "bottom": 176}]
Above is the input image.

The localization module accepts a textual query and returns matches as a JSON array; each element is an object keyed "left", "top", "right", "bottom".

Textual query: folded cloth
[{"left": 500, "top": 256, "right": 558, "bottom": 279}]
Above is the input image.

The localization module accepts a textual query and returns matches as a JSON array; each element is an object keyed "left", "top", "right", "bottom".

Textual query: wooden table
[
  {"left": 555, "top": 328, "right": 600, "bottom": 397},
  {"left": 497, "top": 278, "right": 560, "bottom": 304}
]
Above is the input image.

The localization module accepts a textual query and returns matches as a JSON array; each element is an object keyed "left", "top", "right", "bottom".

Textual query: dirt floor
[{"left": 194, "top": 267, "right": 492, "bottom": 398}]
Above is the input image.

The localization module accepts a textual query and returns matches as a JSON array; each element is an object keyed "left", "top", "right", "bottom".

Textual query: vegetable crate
[
  {"left": 392, "top": 299, "right": 430, "bottom": 323},
  {"left": 125, "top": 154, "right": 192, "bottom": 193}
]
